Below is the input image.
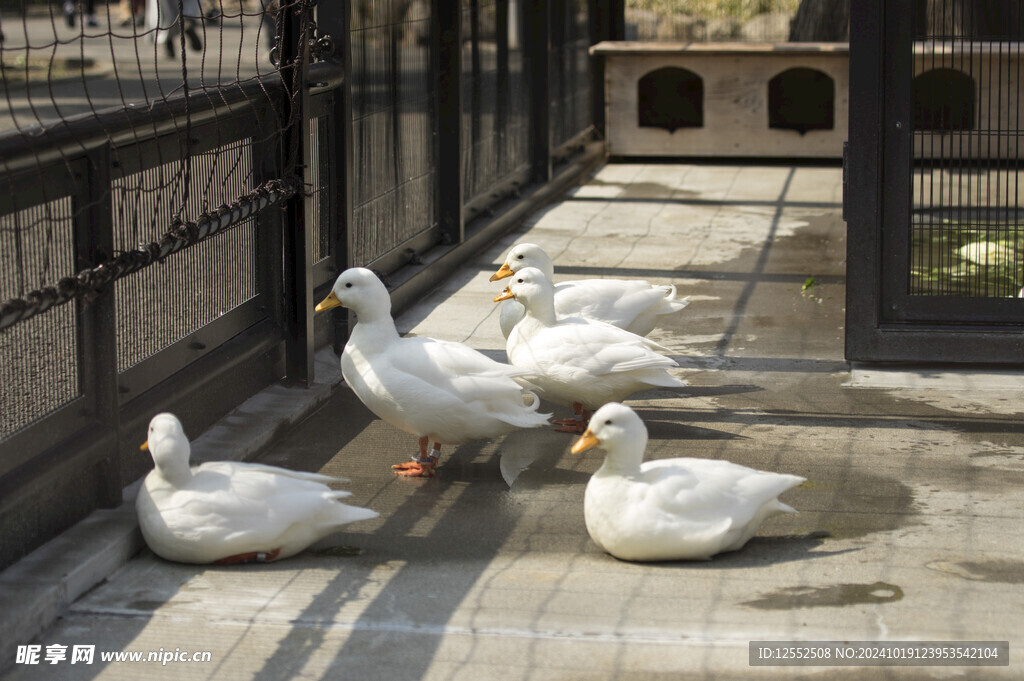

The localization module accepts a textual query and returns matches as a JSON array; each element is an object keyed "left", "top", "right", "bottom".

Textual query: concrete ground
[{"left": 3, "top": 162, "right": 1024, "bottom": 680}]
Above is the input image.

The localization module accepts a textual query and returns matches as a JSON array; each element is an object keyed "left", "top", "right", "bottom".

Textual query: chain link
[{"left": 0, "top": 178, "right": 300, "bottom": 333}]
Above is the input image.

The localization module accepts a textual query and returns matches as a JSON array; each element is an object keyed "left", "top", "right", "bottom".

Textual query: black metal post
[
  {"left": 76, "top": 149, "right": 122, "bottom": 505},
  {"left": 280, "top": 0, "right": 315, "bottom": 385},
  {"left": 590, "top": 0, "right": 624, "bottom": 138},
  {"left": 436, "top": 0, "right": 463, "bottom": 244},
  {"left": 313, "top": 0, "right": 354, "bottom": 353},
  {"left": 844, "top": 0, "right": 886, "bottom": 361},
  {"left": 526, "top": 0, "right": 552, "bottom": 183}
]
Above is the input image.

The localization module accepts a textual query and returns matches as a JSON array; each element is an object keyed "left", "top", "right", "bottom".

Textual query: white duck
[
  {"left": 136, "top": 413, "right": 378, "bottom": 565},
  {"left": 494, "top": 267, "right": 685, "bottom": 432},
  {"left": 316, "top": 267, "right": 550, "bottom": 477},
  {"left": 572, "top": 403, "right": 805, "bottom": 561},
  {"left": 489, "top": 243, "right": 689, "bottom": 339}
]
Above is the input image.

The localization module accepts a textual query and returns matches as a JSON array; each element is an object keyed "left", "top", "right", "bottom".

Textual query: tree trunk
[
  {"left": 788, "top": 0, "right": 850, "bottom": 42},
  {"left": 916, "top": 0, "right": 1023, "bottom": 40}
]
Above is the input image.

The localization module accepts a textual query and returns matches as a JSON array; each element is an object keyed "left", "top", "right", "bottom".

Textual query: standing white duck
[
  {"left": 316, "top": 267, "right": 550, "bottom": 477},
  {"left": 572, "top": 403, "right": 805, "bottom": 561},
  {"left": 494, "top": 267, "right": 686, "bottom": 432},
  {"left": 136, "top": 413, "right": 378, "bottom": 565},
  {"left": 489, "top": 243, "right": 689, "bottom": 339}
]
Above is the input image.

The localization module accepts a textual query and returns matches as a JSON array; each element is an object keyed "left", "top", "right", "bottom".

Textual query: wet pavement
[{"left": 2, "top": 162, "right": 1024, "bottom": 680}]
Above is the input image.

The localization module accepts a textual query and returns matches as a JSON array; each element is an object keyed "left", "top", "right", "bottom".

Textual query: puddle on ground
[
  {"left": 927, "top": 559, "right": 1024, "bottom": 584},
  {"left": 797, "top": 470, "right": 921, "bottom": 541},
  {"left": 743, "top": 581, "right": 904, "bottom": 610}
]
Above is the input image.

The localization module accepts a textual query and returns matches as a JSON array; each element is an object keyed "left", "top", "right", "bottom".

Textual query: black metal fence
[
  {"left": 0, "top": 0, "right": 612, "bottom": 569},
  {"left": 846, "top": 0, "right": 1024, "bottom": 363}
]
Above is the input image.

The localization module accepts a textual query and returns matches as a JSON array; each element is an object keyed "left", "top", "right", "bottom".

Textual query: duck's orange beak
[
  {"left": 489, "top": 262, "right": 514, "bottom": 282},
  {"left": 315, "top": 290, "right": 342, "bottom": 312},
  {"left": 140, "top": 441, "right": 149, "bottom": 451},
  {"left": 571, "top": 428, "right": 600, "bottom": 455},
  {"left": 493, "top": 286, "right": 515, "bottom": 303}
]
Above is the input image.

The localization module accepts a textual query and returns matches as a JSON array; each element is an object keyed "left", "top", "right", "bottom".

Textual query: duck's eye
[
  {"left": 517, "top": 254, "right": 524, "bottom": 259},
  {"left": 604, "top": 419, "right": 613, "bottom": 425},
  {"left": 345, "top": 282, "right": 352, "bottom": 288},
  {"left": 517, "top": 278, "right": 524, "bottom": 283}
]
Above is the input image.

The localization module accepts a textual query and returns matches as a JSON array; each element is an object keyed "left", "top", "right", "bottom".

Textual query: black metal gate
[
  {"left": 846, "top": 0, "right": 1024, "bottom": 362},
  {"left": 0, "top": 0, "right": 611, "bottom": 569}
]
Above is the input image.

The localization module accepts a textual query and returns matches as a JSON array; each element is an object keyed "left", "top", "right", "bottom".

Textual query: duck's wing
[
  {"left": 388, "top": 336, "right": 545, "bottom": 408},
  {"left": 398, "top": 336, "right": 535, "bottom": 382},
  {"left": 201, "top": 461, "right": 344, "bottom": 485},
  {"left": 555, "top": 280, "right": 683, "bottom": 329},
  {"left": 167, "top": 466, "right": 358, "bottom": 545},
  {"left": 541, "top": 320, "right": 678, "bottom": 376},
  {"left": 641, "top": 458, "right": 803, "bottom": 528}
]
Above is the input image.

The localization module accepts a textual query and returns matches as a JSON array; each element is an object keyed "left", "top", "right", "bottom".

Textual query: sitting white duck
[
  {"left": 136, "top": 413, "right": 378, "bottom": 565},
  {"left": 572, "top": 403, "right": 805, "bottom": 561},
  {"left": 316, "top": 267, "right": 550, "bottom": 477},
  {"left": 489, "top": 242, "right": 689, "bottom": 339},
  {"left": 494, "top": 267, "right": 685, "bottom": 432}
]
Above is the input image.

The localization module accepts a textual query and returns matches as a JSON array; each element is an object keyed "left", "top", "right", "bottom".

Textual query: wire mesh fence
[
  {"left": 0, "top": 0, "right": 297, "bottom": 441},
  {"left": 461, "top": 0, "right": 530, "bottom": 204},
  {"left": 910, "top": 0, "right": 1024, "bottom": 297},
  {"left": 0, "top": 0, "right": 603, "bottom": 568},
  {"left": 348, "top": 0, "right": 436, "bottom": 266}
]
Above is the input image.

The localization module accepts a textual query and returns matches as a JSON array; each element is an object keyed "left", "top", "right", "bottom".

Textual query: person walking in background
[
  {"left": 118, "top": 0, "right": 145, "bottom": 26},
  {"left": 146, "top": 0, "right": 203, "bottom": 58},
  {"left": 64, "top": 0, "right": 98, "bottom": 27}
]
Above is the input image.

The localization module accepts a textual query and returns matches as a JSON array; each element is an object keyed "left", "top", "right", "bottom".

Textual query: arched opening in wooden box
[
  {"left": 637, "top": 67, "right": 704, "bottom": 132},
  {"left": 768, "top": 67, "right": 835, "bottom": 134},
  {"left": 913, "top": 68, "right": 975, "bottom": 132}
]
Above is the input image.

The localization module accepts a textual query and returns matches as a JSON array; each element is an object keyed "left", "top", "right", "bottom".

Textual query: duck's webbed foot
[
  {"left": 392, "top": 437, "right": 440, "bottom": 477},
  {"left": 554, "top": 403, "right": 591, "bottom": 433},
  {"left": 392, "top": 455, "right": 437, "bottom": 477}
]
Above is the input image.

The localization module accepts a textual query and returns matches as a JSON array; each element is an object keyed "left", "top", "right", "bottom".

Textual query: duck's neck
[
  {"left": 347, "top": 308, "right": 401, "bottom": 345},
  {"left": 523, "top": 295, "right": 558, "bottom": 326},
  {"left": 154, "top": 446, "right": 194, "bottom": 487},
  {"left": 596, "top": 436, "right": 647, "bottom": 478}
]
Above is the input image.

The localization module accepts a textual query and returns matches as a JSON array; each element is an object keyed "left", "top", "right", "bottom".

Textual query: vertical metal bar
[
  {"left": 314, "top": 0, "right": 354, "bottom": 352},
  {"left": 496, "top": 0, "right": 510, "bottom": 177},
  {"left": 436, "top": 0, "right": 463, "bottom": 244},
  {"left": 844, "top": 0, "right": 885, "bottom": 360},
  {"left": 255, "top": 99, "right": 287, "bottom": 342},
  {"left": 589, "top": 0, "right": 624, "bottom": 144},
  {"left": 879, "top": 0, "right": 914, "bottom": 321},
  {"left": 526, "top": 0, "right": 551, "bottom": 183},
  {"left": 76, "top": 149, "right": 122, "bottom": 506},
  {"left": 280, "top": 0, "right": 315, "bottom": 385}
]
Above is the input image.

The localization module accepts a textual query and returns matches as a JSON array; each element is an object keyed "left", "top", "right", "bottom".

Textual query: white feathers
[
  {"left": 572, "top": 403, "right": 805, "bottom": 561},
  {"left": 321, "top": 268, "right": 550, "bottom": 448},
  {"left": 490, "top": 243, "right": 689, "bottom": 339},
  {"left": 498, "top": 267, "right": 686, "bottom": 411},
  {"left": 136, "top": 413, "right": 378, "bottom": 565}
]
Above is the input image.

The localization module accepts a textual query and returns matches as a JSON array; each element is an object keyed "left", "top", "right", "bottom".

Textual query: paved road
[
  {"left": 0, "top": 7, "right": 274, "bottom": 132},
  {"left": 3, "top": 162, "right": 1023, "bottom": 679}
]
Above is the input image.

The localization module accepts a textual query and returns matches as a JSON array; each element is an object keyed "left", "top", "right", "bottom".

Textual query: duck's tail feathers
[
  {"left": 775, "top": 501, "right": 798, "bottom": 514},
  {"left": 327, "top": 492, "right": 380, "bottom": 525},
  {"left": 511, "top": 374, "right": 545, "bottom": 394},
  {"left": 659, "top": 285, "right": 691, "bottom": 313},
  {"left": 498, "top": 389, "right": 552, "bottom": 427},
  {"left": 643, "top": 371, "right": 688, "bottom": 389}
]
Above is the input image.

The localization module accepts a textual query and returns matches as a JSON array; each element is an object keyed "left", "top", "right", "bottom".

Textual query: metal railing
[{"left": 0, "top": 0, "right": 616, "bottom": 569}]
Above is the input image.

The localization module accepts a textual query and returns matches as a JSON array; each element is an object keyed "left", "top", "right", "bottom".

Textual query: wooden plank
[
  {"left": 590, "top": 40, "right": 850, "bottom": 56},
  {"left": 604, "top": 52, "right": 849, "bottom": 158}
]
